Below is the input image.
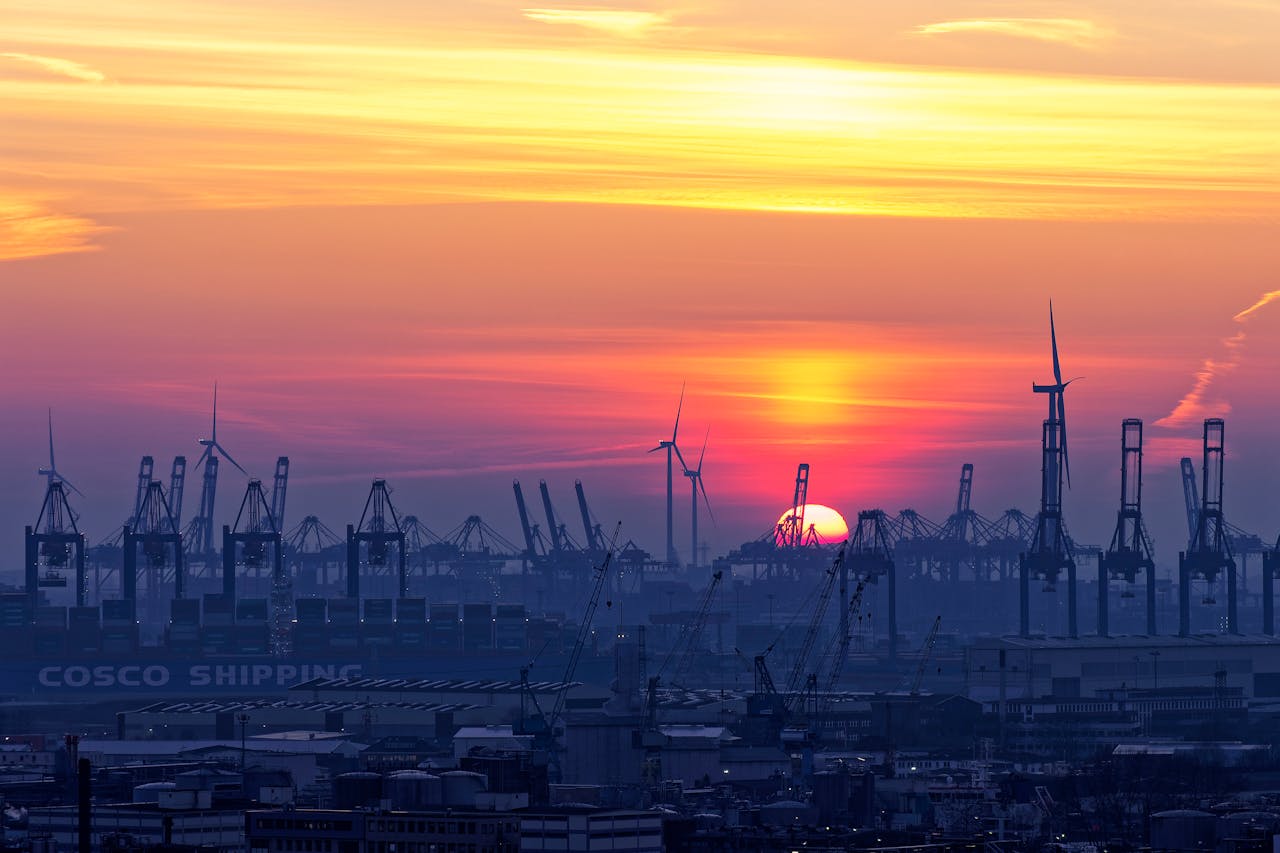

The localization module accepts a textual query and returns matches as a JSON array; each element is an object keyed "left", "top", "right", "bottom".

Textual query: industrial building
[{"left": 966, "top": 633, "right": 1280, "bottom": 702}]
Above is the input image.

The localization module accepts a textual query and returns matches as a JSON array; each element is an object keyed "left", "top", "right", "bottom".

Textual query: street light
[{"left": 237, "top": 713, "right": 250, "bottom": 772}]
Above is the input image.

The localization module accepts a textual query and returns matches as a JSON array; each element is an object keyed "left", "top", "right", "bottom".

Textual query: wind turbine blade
[
  {"left": 1058, "top": 394, "right": 1071, "bottom": 489},
  {"left": 698, "top": 476, "right": 715, "bottom": 525},
  {"left": 60, "top": 475, "right": 85, "bottom": 499},
  {"left": 216, "top": 443, "right": 249, "bottom": 476},
  {"left": 696, "top": 427, "right": 709, "bottom": 473},
  {"left": 47, "top": 408, "right": 55, "bottom": 470},
  {"left": 648, "top": 445, "right": 664, "bottom": 454},
  {"left": 671, "top": 382, "right": 685, "bottom": 443},
  {"left": 1049, "top": 303, "right": 1062, "bottom": 386},
  {"left": 211, "top": 382, "right": 219, "bottom": 441},
  {"left": 672, "top": 442, "right": 689, "bottom": 474},
  {"left": 194, "top": 445, "right": 212, "bottom": 470}
]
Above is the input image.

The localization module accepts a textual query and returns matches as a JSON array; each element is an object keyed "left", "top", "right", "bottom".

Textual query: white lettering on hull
[{"left": 34, "top": 663, "right": 362, "bottom": 689}]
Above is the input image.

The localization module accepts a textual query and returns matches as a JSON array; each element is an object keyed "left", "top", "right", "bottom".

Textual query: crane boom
[
  {"left": 956, "top": 463, "right": 973, "bottom": 514},
  {"left": 783, "top": 463, "right": 811, "bottom": 547},
  {"left": 167, "top": 456, "right": 187, "bottom": 534},
  {"left": 784, "top": 544, "right": 846, "bottom": 711},
  {"left": 130, "top": 456, "right": 154, "bottom": 530},
  {"left": 574, "top": 480, "right": 601, "bottom": 551},
  {"left": 754, "top": 654, "right": 778, "bottom": 696},
  {"left": 539, "top": 480, "right": 564, "bottom": 553},
  {"left": 1180, "top": 456, "right": 1199, "bottom": 548},
  {"left": 512, "top": 480, "right": 540, "bottom": 560},
  {"left": 910, "top": 616, "right": 942, "bottom": 694},
  {"left": 824, "top": 575, "right": 867, "bottom": 697},
  {"left": 664, "top": 570, "right": 723, "bottom": 686},
  {"left": 550, "top": 522, "right": 621, "bottom": 727},
  {"left": 270, "top": 456, "right": 290, "bottom": 530}
]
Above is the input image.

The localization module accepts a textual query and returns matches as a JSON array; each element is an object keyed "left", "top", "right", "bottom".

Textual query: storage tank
[
  {"left": 386, "top": 770, "right": 442, "bottom": 810},
  {"left": 132, "top": 781, "right": 176, "bottom": 804},
  {"left": 759, "top": 800, "right": 817, "bottom": 827},
  {"left": 332, "top": 771, "right": 384, "bottom": 809},
  {"left": 439, "top": 770, "right": 487, "bottom": 807},
  {"left": 1217, "top": 811, "right": 1279, "bottom": 840},
  {"left": 1150, "top": 809, "right": 1216, "bottom": 851}
]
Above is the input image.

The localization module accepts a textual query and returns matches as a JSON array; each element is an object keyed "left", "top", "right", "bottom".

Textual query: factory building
[
  {"left": 966, "top": 634, "right": 1280, "bottom": 702},
  {"left": 246, "top": 807, "right": 664, "bottom": 853}
]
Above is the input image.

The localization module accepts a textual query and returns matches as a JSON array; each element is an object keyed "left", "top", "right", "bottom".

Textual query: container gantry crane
[
  {"left": 848, "top": 510, "right": 897, "bottom": 657},
  {"left": 1099, "top": 419, "right": 1156, "bottom": 636},
  {"left": 1179, "top": 419, "right": 1237, "bottom": 636},
  {"left": 122, "top": 480, "right": 184, "bottom": 620},
  {"left": 25, "top": 481, "right": 87, "bottom": 610},
  {"left": 778, "top": 463, "right": 810, "bottom": 549},
  {"left": 222, "top": 479, "right": 282, "bottom": 601},
  {"left": 346, "top": 479, "right": 407, "bottom": 600}
]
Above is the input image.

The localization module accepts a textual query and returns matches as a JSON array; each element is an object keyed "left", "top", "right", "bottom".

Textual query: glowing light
[
  {"left": 775, "top": 503, "right": 849, "bottom": 544},
  {"left": 522, "top": 9, "right": 668, "bottom": 36}
]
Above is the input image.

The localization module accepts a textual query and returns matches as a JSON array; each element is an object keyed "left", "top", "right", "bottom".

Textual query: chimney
[{"left": 77, "top": 757, "right": 91, "bottom": 853}]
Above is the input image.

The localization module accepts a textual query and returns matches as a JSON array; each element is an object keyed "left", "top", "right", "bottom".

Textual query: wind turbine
[
  {"left": 1023, "top": 302, "right": 1082, "bottom": 636},
  {"left": 187, "top": 383, "right": 249, "bottom": 557},
  {"left": 682, "top": 427, "right": 713, "bottom": 570},
  {"left": 37, "top": 408, "right": 83, "bottom": 498},
  {"left": 197, "top": 384, "right": 248, "bottom": 476},
  {"left": 649, "top": 384, "right": 687, "bottom": 567},
  {"left": 1031, "top": 302, "right": 1078, "bottom": 488}
]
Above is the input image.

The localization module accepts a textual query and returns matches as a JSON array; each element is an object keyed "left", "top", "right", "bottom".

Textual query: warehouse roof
[{"left": 972, "top": 633, "right": 1280, "bottom": 651}]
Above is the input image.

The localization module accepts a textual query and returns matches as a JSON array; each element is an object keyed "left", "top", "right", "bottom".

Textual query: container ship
[{"left": 0, "top": 592, "right": 609, "bottom": 698}]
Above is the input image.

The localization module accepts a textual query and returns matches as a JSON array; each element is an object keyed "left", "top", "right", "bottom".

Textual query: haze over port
[
  {"left": 1, "top": 0, "right": 1279, "bottom": 566},
  {"left": 7, "top": 3, "right": 1280, "bottom": 850}
]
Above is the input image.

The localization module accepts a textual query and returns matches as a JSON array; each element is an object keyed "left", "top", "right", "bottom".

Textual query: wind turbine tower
[
  {"left": 649, "top": 386, "right": 687, "bottom": 568},
  {"left": 187, "top": 384, "right": 250, "bottom": 561},
  {"left": 1020, "top": 304, "right": 1079, "bottom": 638},
  {"left": 682, "top": 428, "right": 712, "bottom": 571}
]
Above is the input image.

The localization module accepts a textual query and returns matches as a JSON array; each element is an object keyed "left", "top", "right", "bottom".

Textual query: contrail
[
  {"left": 1233, "top": 290, "right": 1280, "bottom": 322},
  {"left": 1157, "top": 289, "right": 1280, "bottom": 428}
]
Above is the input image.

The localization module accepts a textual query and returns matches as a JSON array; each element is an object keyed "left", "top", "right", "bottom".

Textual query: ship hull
[{"left": 0, "top": 651, "right": 611, "bottom": 698}]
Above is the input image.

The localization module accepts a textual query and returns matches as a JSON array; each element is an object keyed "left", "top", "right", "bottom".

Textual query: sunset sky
[{"left": 1, "top": 0, "right": 1278, "bottom": 567}]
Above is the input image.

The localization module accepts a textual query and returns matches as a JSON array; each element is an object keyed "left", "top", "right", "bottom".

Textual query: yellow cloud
[
  {"left": 0, "top": 199, "right": 109, "bottom": 262},
  {"left": 0, "top": 51, "right": 106, "bottom": 82},
  {"left": 915, "top": 18, "right": 1113, "bottom": 50},
  {"left": 1, "top": 7, "right": 1276, "bottom": 223},
  {"left": 522, "top": 8, "right": 668, "bottom": 36}
]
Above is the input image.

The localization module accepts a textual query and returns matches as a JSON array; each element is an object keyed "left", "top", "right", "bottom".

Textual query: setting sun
[{"left": 775, "top": 503, "right": 849, "bottom": 544}]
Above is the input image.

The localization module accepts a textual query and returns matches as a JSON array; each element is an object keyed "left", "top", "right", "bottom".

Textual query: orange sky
[{"left": 1, "top": 0, "right": 1278, "bottom": 565}]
